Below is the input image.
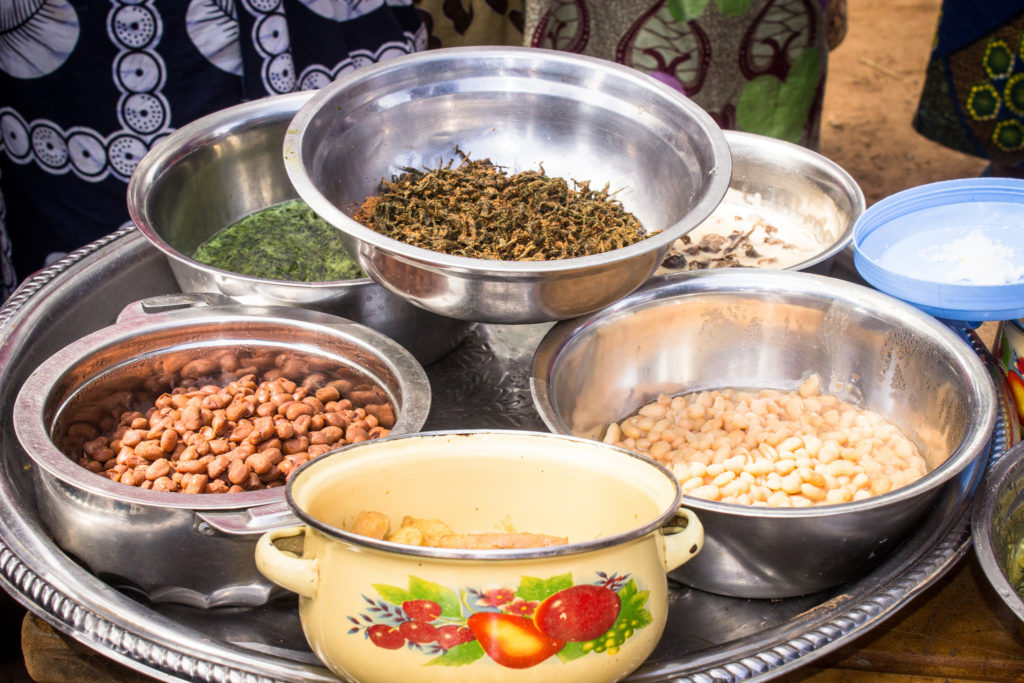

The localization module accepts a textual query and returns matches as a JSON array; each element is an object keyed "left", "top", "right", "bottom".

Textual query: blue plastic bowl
[{"left": 853, "top": 178, "right": 1024, "bottom": 321}]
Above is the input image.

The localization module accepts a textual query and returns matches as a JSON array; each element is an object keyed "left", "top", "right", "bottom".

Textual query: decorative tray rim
[{"left": 0, "top": 229, "right": 1008, "bottom": 683}]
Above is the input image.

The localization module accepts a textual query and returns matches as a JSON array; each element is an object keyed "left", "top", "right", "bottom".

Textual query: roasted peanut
[
  {"left": 284, "top": 401, "right": 315, "bottom": 421},
  {"left": 310, "top": 426, "right": 344, "bottom": 445},
  {"left": 282, "top": 435, "right": 310, "bottom": 455},
  {"left": 183, "top": 473, "right": 210, "bottom": 494},
  {"left": 145, "top": 458, "right": 171, "bottom": 480},
  {"left": 159, "top": 428, "right": 178, "bottom": 453},
  {"left": 245, "top": 452, "right": 272, "bottom": 475},
  {"left": 227, "top": 459, "right": 249, "bottom": 485}
]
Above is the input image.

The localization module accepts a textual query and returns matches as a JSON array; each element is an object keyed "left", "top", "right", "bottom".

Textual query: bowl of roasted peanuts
[
  {"left": 13, "top": 294, "right": 430, "bottom": 607},
  {"left": 530, "top": 268, "right": 997, "bottom": 598}
]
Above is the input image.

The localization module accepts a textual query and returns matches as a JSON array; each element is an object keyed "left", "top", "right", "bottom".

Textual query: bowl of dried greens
[
  {"left": 284, "top": 47, "right": 731, "bottom": 324},
  {"left": 128, "top": 91, "right": 474, "bottom": 365}
]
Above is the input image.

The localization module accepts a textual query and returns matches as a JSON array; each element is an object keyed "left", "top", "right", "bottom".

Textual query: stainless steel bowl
[
  {"left": 531, "top": 269, "right": 997, "bottom": 598},
  {"left": 127, "top": 91, "right": 473, "bottom": 364},
  {"left": 12, "top": 295, "right": 431, "bottom": 607},
  {"left": 657, "top": 130, "right": 865, "bottom": 276},
  {"left": 973, "top": 440, "right": 1024, "bottom": 627},
  {"left": 284, "top": 46, "right": 731, "bottom": 324}
]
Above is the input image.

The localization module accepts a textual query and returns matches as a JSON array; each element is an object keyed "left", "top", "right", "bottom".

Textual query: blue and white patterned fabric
[{"left": 0, "top": 0, "right": 424, "bottom": 298}]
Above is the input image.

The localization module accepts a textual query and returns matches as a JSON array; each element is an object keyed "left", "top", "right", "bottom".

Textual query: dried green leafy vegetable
[
  {"left": 193, "top": 198, "right": 365, "bottom": 282},
  {"left": 353, "top": 152, "right": 649, "bottom": 261}
]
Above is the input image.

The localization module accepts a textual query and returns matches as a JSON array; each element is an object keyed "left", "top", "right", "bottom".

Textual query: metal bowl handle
[
  {"left": 194, "top": 501, "right": 298, "bottom": 536},
  {"left": 115, "top": 293, "right": 240, "bottom": 324}
]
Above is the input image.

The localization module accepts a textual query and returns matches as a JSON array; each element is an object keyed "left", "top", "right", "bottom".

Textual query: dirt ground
[{"left": 820, "top": 0, "right": 988, "bottom": 206}]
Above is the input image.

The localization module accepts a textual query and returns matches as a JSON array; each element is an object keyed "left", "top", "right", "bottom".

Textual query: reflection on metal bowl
[
  {"left": 284, "top": 46, "right": 731, "bottom": 324},
  {"left": 531, "top": 269, "right": 997, "bottom": 598},
  {"left": 127, "top": 91, "right": 473, "bottom": 365}
]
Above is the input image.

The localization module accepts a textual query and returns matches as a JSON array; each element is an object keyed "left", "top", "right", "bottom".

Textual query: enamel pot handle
[
  {"left": 254, "top": 526, "right": 318, "bottom": 599},
  {"left": 659, "top": 507, "right": 705, "bottom": 573}
]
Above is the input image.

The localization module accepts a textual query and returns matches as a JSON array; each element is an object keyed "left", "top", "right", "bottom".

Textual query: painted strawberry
[{"left": 467, "top": 612, "right": 565, "bottom": 668}]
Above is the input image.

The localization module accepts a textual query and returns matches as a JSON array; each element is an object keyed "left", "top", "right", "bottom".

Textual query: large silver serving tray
[{"left": 0, "top": 229, "right": 1011, "bottom": 682}]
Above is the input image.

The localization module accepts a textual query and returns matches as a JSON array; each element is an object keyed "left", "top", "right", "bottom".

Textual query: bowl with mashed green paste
[
  {"left": 128, "top": 92, "right": 474, "bottom": 365},
  {"left": 192, "top": 198, "right": 366, "bottom": 282}
]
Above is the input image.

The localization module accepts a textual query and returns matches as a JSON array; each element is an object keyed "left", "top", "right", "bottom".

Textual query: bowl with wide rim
[
  {"left": 283, "top": 46, "right": 731, "bottom": 324},
  {"left": 530, "top": 268, "right": 997, "bottom": 597},
  {"left": 127, "top": 91, "right": 474, "bottom": 364},
  {"left": 12, "top": 295, "right": 431, "bottom": 607}
]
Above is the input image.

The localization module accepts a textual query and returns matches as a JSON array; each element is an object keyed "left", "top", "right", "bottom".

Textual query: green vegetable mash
[{"left": 193, "top": 198, "right": 365, "bottom": 282}]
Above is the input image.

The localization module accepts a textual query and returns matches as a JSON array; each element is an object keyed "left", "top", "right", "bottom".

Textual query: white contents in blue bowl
[
  {"left": 918, "top": 229, "right": 1024, "bottom": 285},
  {"left": 854, "top": 178, "right": 1024, "bottom": 320}
]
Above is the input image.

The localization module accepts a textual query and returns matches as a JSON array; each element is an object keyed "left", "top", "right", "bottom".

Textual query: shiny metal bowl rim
[
  {"left": 285, "top": 429, "right": 685, "bottom": 561},
  {"left": 128, "top": 91, "right": 375, "bottom": 290},
  {"left": 13, "top": 304, "right": 431, "bottom": 511},
  {"left": 283, "top": 46, "right": 733, "bottom": 275},
  {"left": 531, "top": 268, "right": 998, "bottom": 518},
  {"left": 719, "top": 130, "right": 865, "bottom": 273},
  {"left": 972, "top": 440, "right": 1024, "bottom": 622}
]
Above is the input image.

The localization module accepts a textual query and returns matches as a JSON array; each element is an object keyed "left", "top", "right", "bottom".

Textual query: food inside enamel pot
[{"left": 349, "top": 510, "right": 568, "bottom": 549}]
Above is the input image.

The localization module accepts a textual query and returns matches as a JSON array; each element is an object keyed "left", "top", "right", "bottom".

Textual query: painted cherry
[
  {"left": 402, "top": 599, "right": 442, "bottom": 622},
  {"left": 436, "top": 624, "right": 475, "bottom": 650},
  {"left": 367, "top": 624, "right": 405, "bottom": 650},
  {"left": 399, "top": 619, "right": 439, "bottom": 644},
  {"left": 467, "top": 612, "right": 565, "bottom": 669},
  {"left": 534, "top": 584, "right": 621, "bottom": 642}
]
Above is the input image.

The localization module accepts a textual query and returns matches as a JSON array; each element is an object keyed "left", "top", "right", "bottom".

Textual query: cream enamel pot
[{"left": 255, "top": 430, "right": 704, "bottom": 683}]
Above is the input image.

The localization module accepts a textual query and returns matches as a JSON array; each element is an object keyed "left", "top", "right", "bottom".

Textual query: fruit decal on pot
[{"left": 347, "top": 571, "right": 652, "bottom": 669}]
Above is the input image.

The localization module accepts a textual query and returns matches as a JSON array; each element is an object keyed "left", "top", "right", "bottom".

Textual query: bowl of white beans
[{"left": 530, "top": 268, "right": 997, "bottom": 598}]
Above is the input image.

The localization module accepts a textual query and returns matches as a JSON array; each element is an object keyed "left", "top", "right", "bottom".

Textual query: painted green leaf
[
  {"left": 557, "top": 640, "right": 589, "bottom": 662},
  {"left": 426, "top": 640, "right": 486, "bottom": 667},
  {"left": 370, "top": 583, "right": 412, "bottom": 606},
  {"left": 618, "top": 580, "right": 654, "bottom": 631},
  {"left": 736, "top": 47, "right": 821, "bottom": 143},
  {"left": 516, "top": 573, "right": 574, "bottom": 602}
]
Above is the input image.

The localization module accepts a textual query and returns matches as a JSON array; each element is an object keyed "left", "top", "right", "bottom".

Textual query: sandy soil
[{"left": 819, "top": 0, "right": 988, "bottom": 206}]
